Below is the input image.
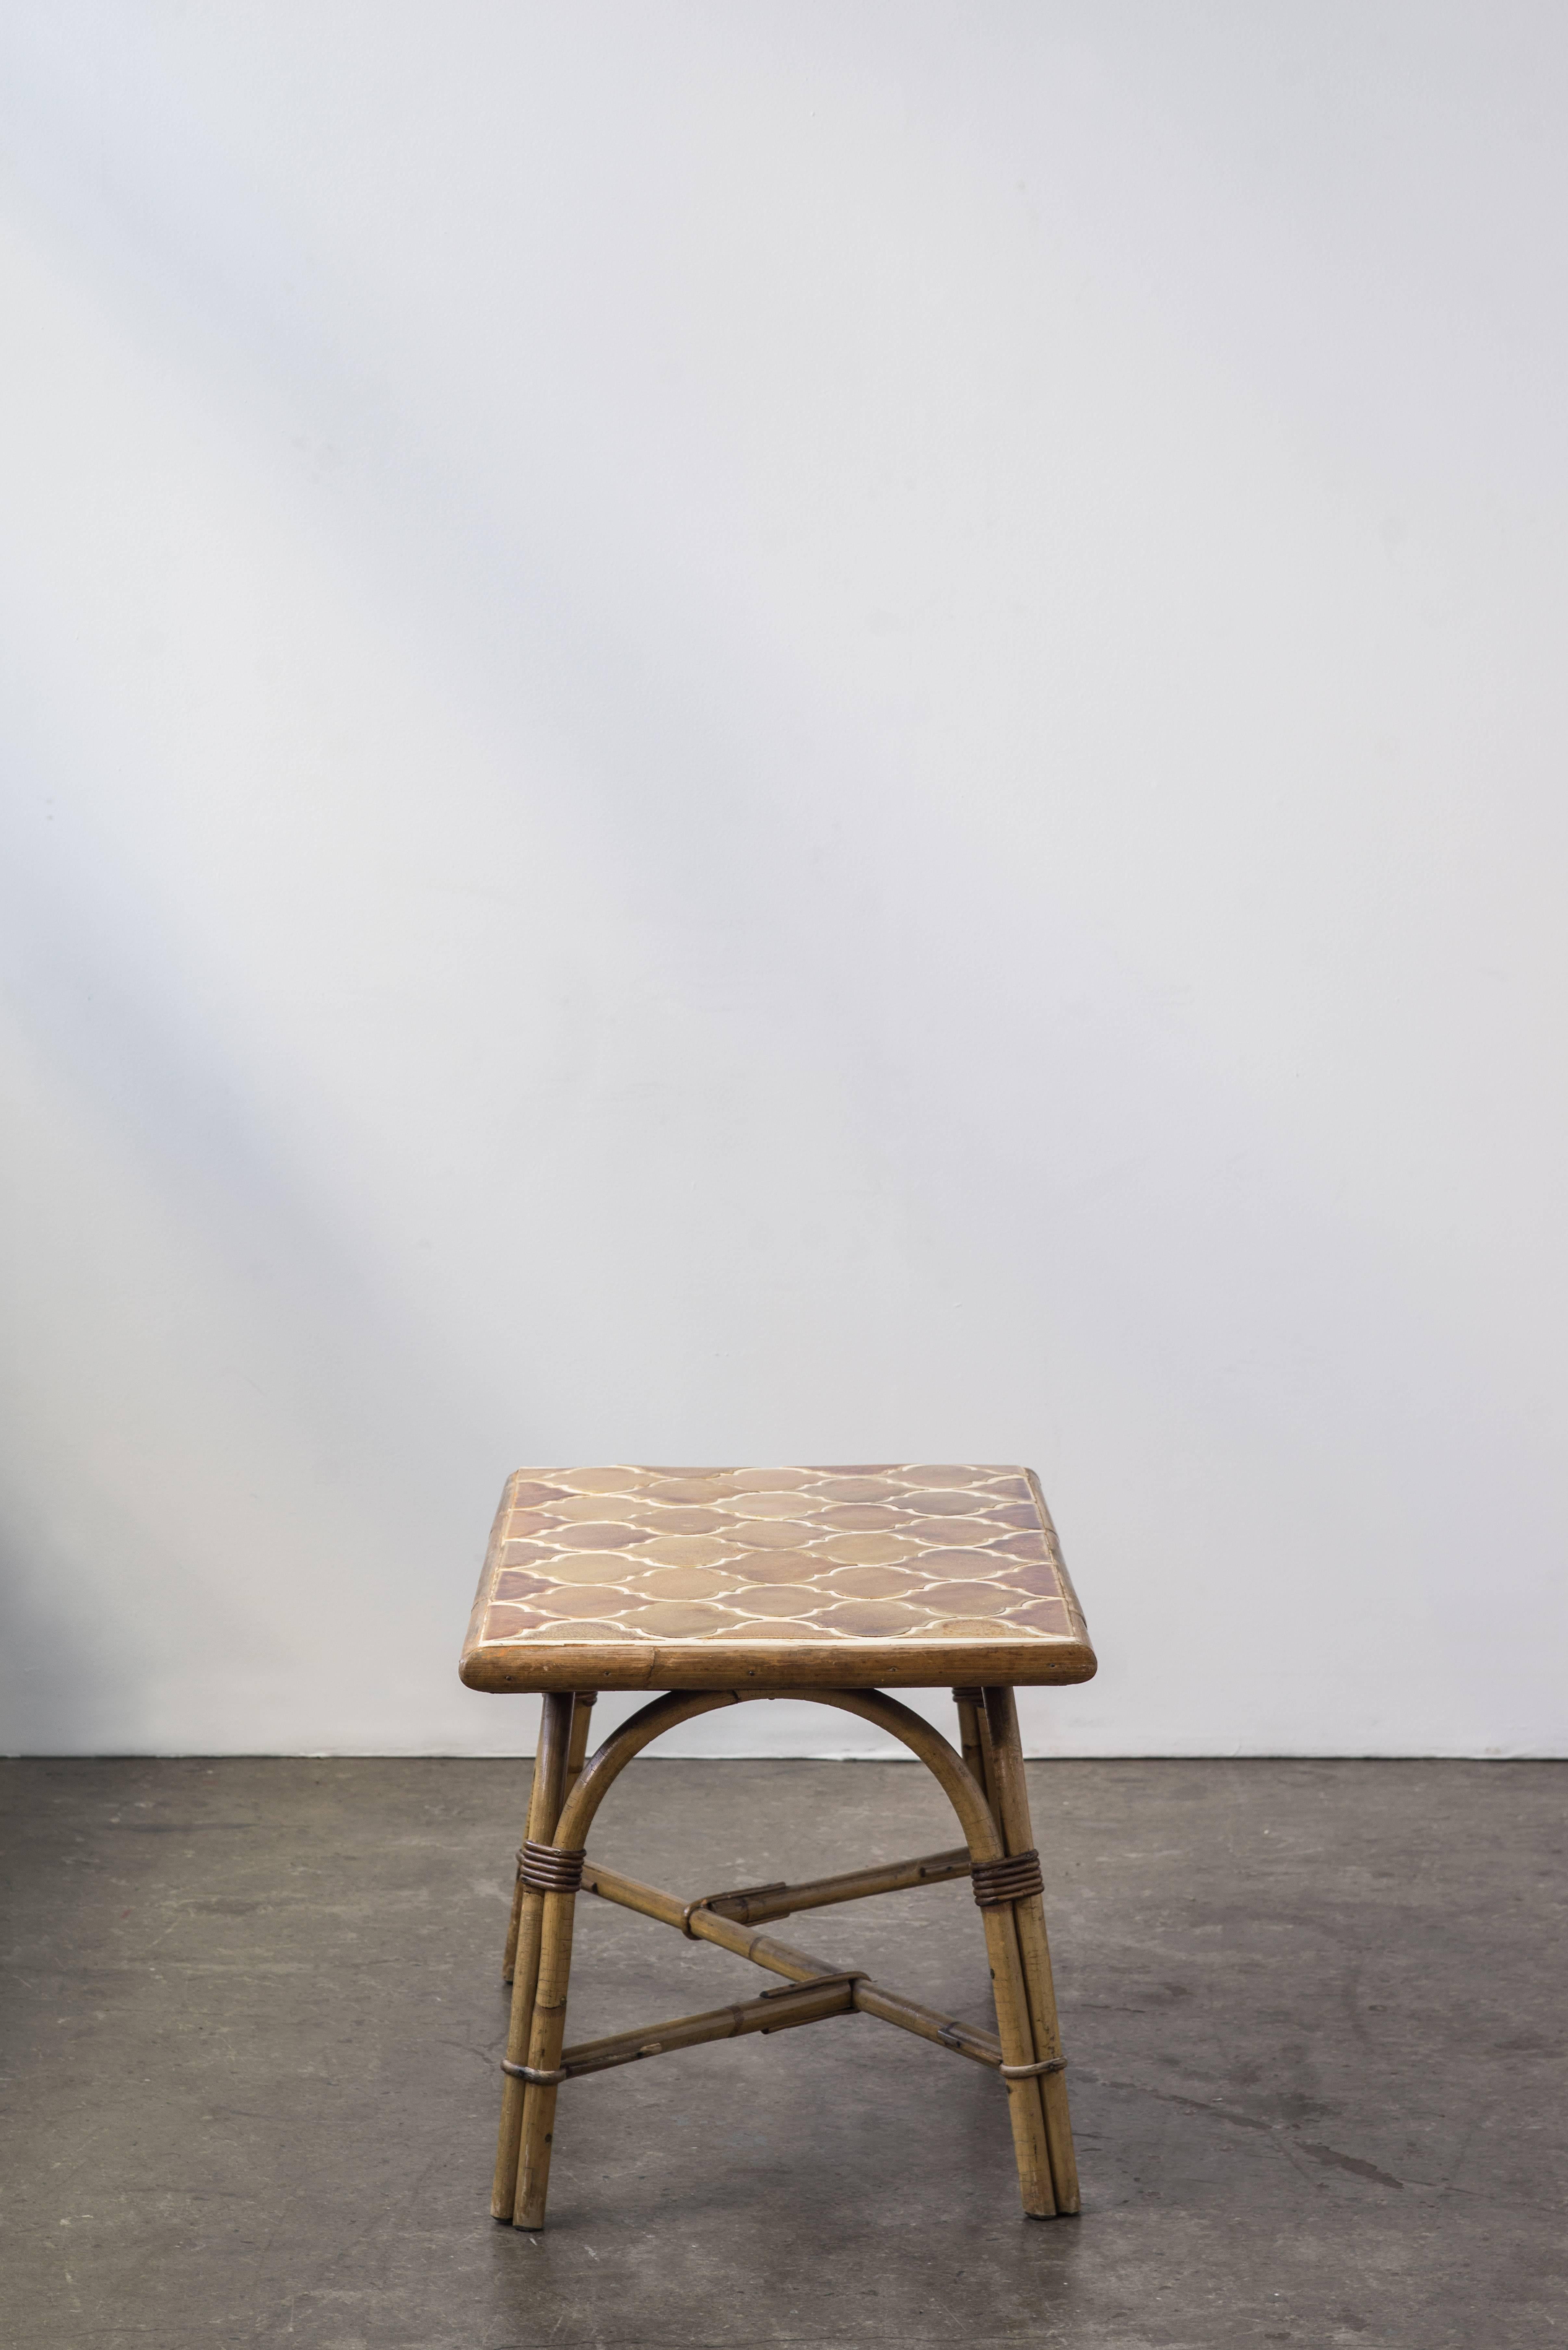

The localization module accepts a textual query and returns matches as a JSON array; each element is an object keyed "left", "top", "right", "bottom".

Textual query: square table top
[{"left": 459, "top": 1463, "right": 1096, "bottom": 1693}]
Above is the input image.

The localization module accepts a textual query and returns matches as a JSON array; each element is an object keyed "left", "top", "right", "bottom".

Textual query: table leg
[
  {"left": 492, "top": 1692, "right": 574, "bottom": 2221},
  {"left": 983, "top": 1685, "right": 1080, "bottom": 2214},
  {"left": 514, "top": 1883, "right": 579, "bottom": 2227},
  {"left": 504, "top": 1692, "right": 595, "bottom": 1980}
]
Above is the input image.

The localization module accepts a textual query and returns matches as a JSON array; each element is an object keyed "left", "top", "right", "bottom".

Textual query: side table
[{"left": 459, "top": 1461, "right": 1097, "bottom": 2227}]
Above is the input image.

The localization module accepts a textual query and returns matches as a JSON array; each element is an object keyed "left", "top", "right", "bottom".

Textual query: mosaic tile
[
  {"left": 726, "top": 1519, "right": 815, "bottom": 1548},
  {"left": 633, "top": 1567, "right": 736, "bottom": 1600},
  {"left": 464, "top": 1463, "right": 1093, "bottom": 1684},
  {"left": 726, "top": 1583, "right": 822, "bottom": 1615},
  {"left": 998, "top": 1563, "right": 1063, "bottom": 1598},
  {"left": 635, "top": 1535, "right": 734, "bottom": 1567},
  {"left": 821, "top": 1533, "right": 921, "bottom": 1565},
  {"left": 536, "top": 1584, "right": 628, "bottom": 1615}
]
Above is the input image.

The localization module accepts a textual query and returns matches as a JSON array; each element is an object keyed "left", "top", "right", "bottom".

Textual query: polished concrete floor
[{"left": 1, "top": 1756, "right": 1562, "bottom": 2349}]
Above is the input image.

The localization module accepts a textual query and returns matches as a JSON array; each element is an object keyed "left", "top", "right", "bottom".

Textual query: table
[{"left": 460, "top": 1462, "right": 1097, "bottom": 2226}]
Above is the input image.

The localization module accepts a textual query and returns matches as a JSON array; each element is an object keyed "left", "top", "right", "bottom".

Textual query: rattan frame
[{"left": 491, "top": 1683, "right": 1079, "bottom": 2227}]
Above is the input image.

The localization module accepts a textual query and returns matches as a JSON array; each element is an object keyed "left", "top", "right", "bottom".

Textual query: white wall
[{"left": 2, "top": 3, "right": 1564, "bottom": 1761}]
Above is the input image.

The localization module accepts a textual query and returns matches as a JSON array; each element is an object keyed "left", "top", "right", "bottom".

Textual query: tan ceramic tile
[
  {"left": 543, "top": 1553, "right": 652, "bottom": 1584},
  {"left": 919, "top": 1580, "right": 1020, "bottom": 1614},
  {"left": 901, "top": 1464, "right": 996, "bottom": 1485},
  {"left": 724, "top": 1519, "right": 815, "bottom": 1549},
  {"left": 910, "top": 1546, "right": 1007, "bottom": 1575},
  {"left": 553, "top": 1467, "right": 646, "bottom": 1494},
  {"left": 484, "top": 1604, "right": 550, "bottom": 1637},
  {"left": 905, "top": 1515, "right": 1004, "bottom": 1545},
  {"left": 500, "top": 1540, "right": 557, "bottom": 1567},
  {"left": 998, "top": 1563, "right": 1062, "bottom": 1598},
  {"left": 547, "top": 1522, "right": 645, "bottom": 1549},
  {"left": 534, "top": 1494, "right": 621, "bottom": 1522},
  {"left": 623, "top": 1602, "right": 745, "bottom": 1636},
  {"left": 714, "top": 1490, "right": 819, "bottom": 1520},
  {"left": 646, "top": 1476, "right": 745, "bottom": 1503},
  {"left": 821, "top": 1533, "right": 922, "bottom": 1566},
  {"left": 494, "top": 1570, "right": 555, "bottom": 1600},
  {"left": 813, "top": 1600, "right": 932, "bottom": 1636},
  {"left": 535, "top": 1585, "right": 630, "bottom": 1616},
  {"left": 628, "top": 1507, "right": 730, "bottom": 1535},
  {"left": 723, "top": 1582, "right": 822, "bottom": 1616},
  {"left": 633, "top": 1534, "right": 738, "bottom": 1568},
  {"left": 724, "top": 1552, "right": 833, "bottom": 1585},
  {"left": 631, "top": 1567, "right": 738, "bottom": 1601},
  {"left": 899, "top": 1487, "right": 994, "bottom": 1514},
  {"left": 821, "top": 1564, "right": 927, "bottom": 1599}
]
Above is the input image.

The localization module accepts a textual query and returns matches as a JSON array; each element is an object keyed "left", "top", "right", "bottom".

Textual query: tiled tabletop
[{"left": 459, "top": 1464, "right": 1095, "bottom": 1692}]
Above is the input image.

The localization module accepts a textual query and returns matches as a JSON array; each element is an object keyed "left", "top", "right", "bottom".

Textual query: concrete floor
[{"left": 1, "top": 1758, "right": 1562, "bottom": 2350}]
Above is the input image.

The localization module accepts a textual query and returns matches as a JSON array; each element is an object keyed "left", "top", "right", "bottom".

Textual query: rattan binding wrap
[
  {"left": 501, "top": 2057, "right": 570, "bottom": 2085},
  {"left": 680, "top": 1881, "right": 789, "bottom": 1936},
  {"left": 970, "top": 1848, "right": 1045, "bottom": 1908},
  {"left": 521, "top": 1840, "right": 588, "bottom": 1895}
]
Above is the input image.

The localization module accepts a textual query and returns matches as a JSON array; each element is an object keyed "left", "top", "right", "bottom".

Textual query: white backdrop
[{"left": 2, "top": 3, "right": 1564, "bottom": 1759}]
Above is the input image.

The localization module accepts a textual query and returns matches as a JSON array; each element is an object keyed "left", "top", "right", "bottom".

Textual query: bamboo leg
[
  {"left": 504, "top": 1692, "right": 595, "bottom": 1980},
  {"left": 501, "top": 1873, "right": 525, "bottom": 1984},
  {"left": 952, "top": 1687, "right": 988, "bottom": 1808},
  {"left": 563, "top": 1688, "right": 596, "bottom": 1793},
  {"left": 491, "top": 1692, "right": 574, "bottom": 2221},
  {"left": 983, "top": 1686, "right": 1080, "bottom": 2215},
  {"left": 980, "top": 1893, "right": 1057, "bottom": 2218},
  {"left": 509, "top": 1687, "right": 597, "bottom": 2225},
  {"left": 500, "top": 1743, "right": 538, "bottom": 1988},
  {"left": 953, "top": 1685, "right": 1004, "bottom": 1831},
  {"left": 513, "top": 1884, "right": 578, "bottom": 2227}
]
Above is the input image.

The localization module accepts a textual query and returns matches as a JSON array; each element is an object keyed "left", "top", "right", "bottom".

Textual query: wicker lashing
[
  {"left": 680, "top": 1881, "right": 789, "bottom": 1936},
  {"left": 970, "top": 1848, "right": 1045, "bottom": 1908},
  {"left": 520, "top": 1839, "right": 587, "bottom": 1895},
  {"left": 501, "top": 2057, "right": 570, "bottom": 2085}
]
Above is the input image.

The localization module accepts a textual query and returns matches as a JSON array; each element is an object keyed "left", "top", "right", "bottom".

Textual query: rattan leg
[
  {"left": 491, "top": 1692, "right": 574, "bottom": 2221},
  {"left": 952, "top": 1685, "right": 1004, "bottom": 1831},
  {"left": 500, "top": 1743, "right": 542, "bottom": 1988},
  {"left": 983, "top": 1685, "right": 1080, "bottom": 2215},
  {"left": 951, "top": 1687, "right": 988, "bottom": 1813},
  {"left": 513, "top": 1882, "right": 579, "bottom": 2227},
  {"left": 504, "top": 1692, "right": 595, "bottom": 1980},
  {"left": 563, "top": 1688, "right": 596, "bottom": 1793},
  {"left": 979, "top": 1890, "right": 1057, "bottom": 2217}
]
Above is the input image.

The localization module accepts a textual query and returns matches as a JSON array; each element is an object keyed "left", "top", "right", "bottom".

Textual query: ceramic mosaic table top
[{"left": 459, "top": 1463, "right": 1096, "bottom": 1692}]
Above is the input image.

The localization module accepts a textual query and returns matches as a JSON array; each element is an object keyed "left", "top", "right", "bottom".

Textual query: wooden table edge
[{"left": 458, "top": 1635, "right": 1098, "bottom": 1693}]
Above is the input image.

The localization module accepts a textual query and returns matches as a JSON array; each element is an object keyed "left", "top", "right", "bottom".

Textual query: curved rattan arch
[{"left": 553, "top": 1685, "right": 1004, "bottom": 1863}]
